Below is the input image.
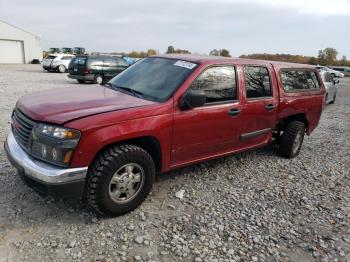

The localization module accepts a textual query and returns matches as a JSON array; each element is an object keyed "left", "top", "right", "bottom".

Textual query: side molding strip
[{"left": 240, "top": 128, "right": 272, "bottom": 141}]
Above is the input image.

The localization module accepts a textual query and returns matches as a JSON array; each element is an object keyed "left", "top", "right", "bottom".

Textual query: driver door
[{"left": 171, "top": 65, "right": 243, "bottom": 167}]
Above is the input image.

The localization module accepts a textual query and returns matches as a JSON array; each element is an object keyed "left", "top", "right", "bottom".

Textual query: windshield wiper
[
  {"left": 115, "top": 86, "right": 144, "bottom": 98},
  {"left": 104, "top": 82, "right": 145, "bottom": 99}
]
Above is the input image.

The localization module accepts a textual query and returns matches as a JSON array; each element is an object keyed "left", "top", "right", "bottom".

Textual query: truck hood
[{"left": 16, "top": 85, "right": 156, "bottom": 124}]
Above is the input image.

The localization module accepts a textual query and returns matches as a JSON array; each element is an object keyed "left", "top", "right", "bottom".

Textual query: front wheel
[
  {"left": 86, "top": 145, "right": 156, "bottom": 216},
  {"left": 278, "top": 121, "right": 305, "bottom": 158},
  {"left": 77, "top": 79, "right": 85, "bottom": 84}
]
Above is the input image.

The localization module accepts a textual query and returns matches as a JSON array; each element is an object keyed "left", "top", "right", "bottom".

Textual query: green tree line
[
  {"left": 96, "top": 46, "right": 350, "bottom": 67},
  {"left": 239, "top": 48, "right": 350, "bottom": 66}
]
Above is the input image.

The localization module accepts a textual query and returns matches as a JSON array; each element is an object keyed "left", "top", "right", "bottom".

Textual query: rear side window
[
  {"left": 46, "top": 55, "right": 56, "bottom": 59},
  {"left": 244, "top": 66, "right": 272, "bottom": 99},
  {"left": 103, "top": 58, "right": 118, "bottom": 67},
  {"left": 281, "top": 70, "right": 320, "bottom": 92},
  {"left": 62, "top": 56, "right": 73, "bottom": 60},
  {"left": 72, "top": 56, "right": 87, "bottom": 65},
  {"left": 87, "top": 58, "right": 103, "bottom": 67},
  {"left": 190, "top": 66, "right": 237, "bottom": 103}
]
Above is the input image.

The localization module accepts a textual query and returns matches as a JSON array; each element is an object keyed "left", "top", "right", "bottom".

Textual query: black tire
[
  {"left": 86, "top": 144, "right": 156, "bottom": 216},
  {"left": 94, "top": 74, "right": 103, "bottom": 84},
  {"left": 77, "top": 79, "right": 85, "bottom": 84},
  {"left": 278, "top": 121, "right": 305, "bottom": 158}
]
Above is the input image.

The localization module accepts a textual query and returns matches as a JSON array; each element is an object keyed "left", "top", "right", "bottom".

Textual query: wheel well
[
  {"left": 94, "top": 136, "right": 162, "bottom": 172},
  {"left": 276, "top": 114, "right": 309, "bottom": 132}
]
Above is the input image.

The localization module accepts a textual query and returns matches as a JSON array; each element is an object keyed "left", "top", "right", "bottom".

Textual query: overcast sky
[{"left": 1, "top": 0, "right": 349, "bottom": 58}]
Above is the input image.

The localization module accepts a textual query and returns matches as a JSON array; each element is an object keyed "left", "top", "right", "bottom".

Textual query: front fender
[{"left": 68, "top": 114, "right": 173, "bottom": 172}]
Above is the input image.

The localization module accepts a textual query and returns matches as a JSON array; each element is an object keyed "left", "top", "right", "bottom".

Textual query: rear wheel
[
  {"left": 278, "top": 121, "right": 305, "bottom": 158},
  {"left": 94, "top": 74, "right": 103, "bottom": 84},
  {"left": 86, "top": 144, "right": 156, "bottom": 216},
  {"left": 58, "top": 65, "right": 66, "bottom": 73}
]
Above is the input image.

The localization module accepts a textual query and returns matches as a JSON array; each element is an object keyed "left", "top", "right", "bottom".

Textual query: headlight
[
  {"left": 31, "top": 124, "right": 81, "bottom": 167},
  {"left": 39, "top": 124, "right": 80, "bottom": 139}
]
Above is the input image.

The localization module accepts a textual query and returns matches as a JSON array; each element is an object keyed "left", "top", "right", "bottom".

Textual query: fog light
[
  {"left": 41, "top": 144, "right": 47, "bottom": 158},
  {"left": 52, "top": 148, "right": 58, "bottom": 161}
]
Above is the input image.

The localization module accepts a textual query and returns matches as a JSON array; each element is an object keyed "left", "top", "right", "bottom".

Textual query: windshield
[{"left": 109, "top": 57, "right": 197, "bottom": 102}]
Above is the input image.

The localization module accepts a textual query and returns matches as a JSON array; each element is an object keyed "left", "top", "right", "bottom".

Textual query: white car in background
[
  {"left": 316, "top": 65, "right": 344, "bottom": 78},
  {"left": 328, "top": 66, "right": 350, "bottom": 77},
  {"left": 42, "top": 54, "right": 75, "bottom": 73},
  {"left": 320, "top": 71, "right": 339, "bottom": 104}
]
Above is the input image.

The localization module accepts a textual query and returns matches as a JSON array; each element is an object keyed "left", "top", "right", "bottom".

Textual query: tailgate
[{"left": 68, "top": 56, "right": 87, "bottom": 75}]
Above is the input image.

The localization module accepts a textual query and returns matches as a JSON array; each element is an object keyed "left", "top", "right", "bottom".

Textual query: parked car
[
  {"left": 42, "top": 54, "right": 75, "bottom": 73},
  {"left": 328, "top": 66, "right": 350, "bottom": 77},
  {"left": 73, "top": 47, "right": 86, "bottom": 55},
  {"left": 5, "top": 55, "right": 325, "bottom": 216},
  {"left": 48, "top": 48, "right": 60, "bottom": 54},
  {"left": 61, "top": 47, "right": 73, "bottom": 54},
  {"left": 68, "top": 55, "right": 129, "bottom": 84},
  {"left": 316, "top": 65, "right": 344, "bottom": 78},
  {"left": 320, "top": 71, "right": 339, "bottom": 104}
]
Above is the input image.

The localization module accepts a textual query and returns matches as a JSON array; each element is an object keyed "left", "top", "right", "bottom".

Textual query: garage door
[{"left": 0, "top": 39, "right": 24, "bottom": 63}]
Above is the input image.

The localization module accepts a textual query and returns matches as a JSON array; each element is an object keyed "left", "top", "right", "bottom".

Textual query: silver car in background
[
  {"left": 42, "top": 54, "right": 75, "bottom": 73},
  {"left": 328, "top": 66, "right": 350, "bottom": 77},
  {"left": 320, "top": 71, "right": 339, "bottom": 104},
  {"left": 316, "top": 65, "right": 344, "bottom": 78}
]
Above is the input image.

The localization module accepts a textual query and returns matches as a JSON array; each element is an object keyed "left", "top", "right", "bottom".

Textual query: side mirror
[
  {"left": 179, "top": 89, "right": 206, "bottom": 110},
  {"left": 333, "top": 79, "right": 340, "bottom": 85}
]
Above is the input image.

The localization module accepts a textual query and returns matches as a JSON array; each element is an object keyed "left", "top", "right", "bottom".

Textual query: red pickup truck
[{"left": 5, "top": 55, "right": 325, "bottom": 216}]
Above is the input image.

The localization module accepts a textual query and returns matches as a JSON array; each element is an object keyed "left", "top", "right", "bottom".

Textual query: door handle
[
  {"left": 265, "top": 104, "right": 277, "bottom": 111},
  {"left": 228, "top": 108, "right": 241, "bottom": 116}
]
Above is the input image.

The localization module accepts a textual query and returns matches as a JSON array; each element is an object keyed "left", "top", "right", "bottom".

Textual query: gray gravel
[{"left": 0, "top": 65, "right": 349, "bottom": 262}]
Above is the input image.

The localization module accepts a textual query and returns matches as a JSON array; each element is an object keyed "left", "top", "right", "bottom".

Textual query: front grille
[{"left": 12, "top": 109, "right": 36, "bottom": 148}]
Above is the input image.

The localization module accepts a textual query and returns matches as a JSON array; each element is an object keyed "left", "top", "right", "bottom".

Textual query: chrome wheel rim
[
  {"left": 292, "top": 131, "right": 302, "bottom": 155},
  {"left": 96, "top": 76, "right": 103, "bottom": 84},
  {"left": 59, "top": 65, "right": 65, "bottom": 73},
  {"left": 108, "top": 163, "right": 145, "bottom": 204}
]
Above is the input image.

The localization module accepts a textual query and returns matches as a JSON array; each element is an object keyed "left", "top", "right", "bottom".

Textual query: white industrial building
[{"left": 0, "top": 20, "right": 42, "bottom": 63}]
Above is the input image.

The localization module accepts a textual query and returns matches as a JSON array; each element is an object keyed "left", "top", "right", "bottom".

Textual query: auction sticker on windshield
[{"left": 174, "top": 60, "right": 197, "bottom": 70}]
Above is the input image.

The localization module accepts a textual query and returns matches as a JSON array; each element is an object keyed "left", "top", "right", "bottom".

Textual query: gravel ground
[{"left": 0, "top": 65, "right": 349, "bottom": 262}]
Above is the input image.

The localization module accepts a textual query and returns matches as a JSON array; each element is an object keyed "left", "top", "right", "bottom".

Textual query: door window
[
  {"left": 244, "top": 66, "right": 272, "bottom": 99},
  {"left": 103, "top": 58, "right": 118, "bottom": 67},
  {"left": 190, "top": 66, "right": 237, "bottom": 104}
]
